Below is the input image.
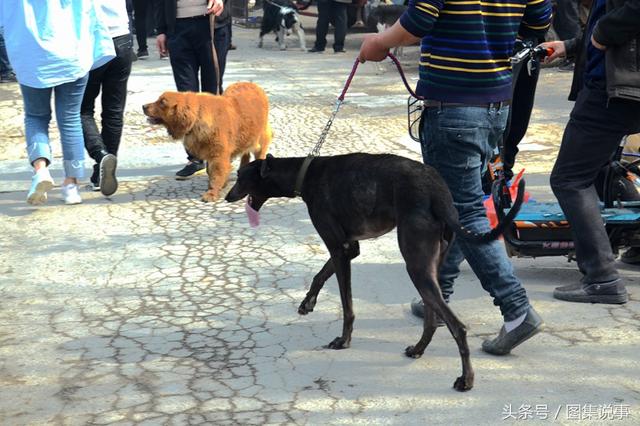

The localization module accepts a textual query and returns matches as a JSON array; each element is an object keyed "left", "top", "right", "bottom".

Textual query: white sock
[{"left": 504, "top": 312, "right": 527, "bottom": 333}]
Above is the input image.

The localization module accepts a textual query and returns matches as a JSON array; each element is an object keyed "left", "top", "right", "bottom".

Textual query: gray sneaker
[
  {"left": 553, "top": 280, "right": 628, "bottom": 304},
  {"left": 99, "top": 154, "right": 118, "bottom": 197},
  {"left": 481, "top": 307, "right": 543, "bottom": 356}
]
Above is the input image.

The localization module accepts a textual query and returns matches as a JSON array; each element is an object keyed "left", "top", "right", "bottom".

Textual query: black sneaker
[
  {"left": 553, "top": 280, "right": 629, "bottom": 304},
  {"left": 89, "top": 164, "right": 101, "bottom": 192},
  {"left": 410, "top": 298, "right": 446, "bottom": 327},
  {"left": 99, "top": 154, "right": 118, "bottom": 197},
  {"left": 308, "top": 47, "right": 324, "bottom": 53},
  {"left": 137, "top": 48, "right": 149, "bottom": 59},
  {"left": 334, "top": 48, "right": 346, "bottom": 53},
  {"left": 481, "top": 307, "right": 544, "bottom": 356},
  {"left": 175, "top": 161, "right": 205, "bottom": 180}
]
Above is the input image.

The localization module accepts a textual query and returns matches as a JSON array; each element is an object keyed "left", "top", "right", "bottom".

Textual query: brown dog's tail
[{"left": 438, "top": 180, "right": 525, "bottom": 243}]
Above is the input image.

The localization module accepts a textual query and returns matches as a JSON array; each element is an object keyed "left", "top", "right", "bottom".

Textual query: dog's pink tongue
[{"left": 245, "top": 198, "right": 260, "bottom": 227}]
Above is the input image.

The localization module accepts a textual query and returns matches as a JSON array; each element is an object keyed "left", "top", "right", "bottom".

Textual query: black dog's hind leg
[
  {"left": 399, "top": 219, "right": 474, "bottom": 391},
  {"left": 298, "top": 242, "right": 360, "bottom": 315}
]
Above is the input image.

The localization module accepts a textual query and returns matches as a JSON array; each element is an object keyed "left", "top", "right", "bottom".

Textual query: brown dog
[{"left": 143, "top": 82, "right": 273, "bottom": 202}]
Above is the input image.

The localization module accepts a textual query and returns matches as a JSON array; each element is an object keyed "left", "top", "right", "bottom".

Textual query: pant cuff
[
  {"left": 27, "top": 142, "right": 52, "bottom": 166},
  {"left": 64, "top": 159, "right": 85, "bottom": 179}
]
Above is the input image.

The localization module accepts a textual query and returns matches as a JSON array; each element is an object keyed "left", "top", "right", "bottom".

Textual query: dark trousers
[
  {"left": 0, "top": 29, "right": 12, "bottom": 76},
  {"left": 133, "top": 0, "right": 148, "bottom": 51},
  {"left": 550, "top": 83, "right": 640, "bottom": 285},
  {"left": 314, "top": 0, "right": 347, "bottom": 52},
  {"left": 168, "top": 18, "right": 231, "bottom": 161},
  {"left": 554, "top": 0, "right": 581, "bottom": 40},
  {"left": 81, "top": 34, "right": 134, "bottom": 162}
]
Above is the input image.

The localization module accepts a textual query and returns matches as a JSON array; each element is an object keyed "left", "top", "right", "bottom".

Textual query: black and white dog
[{"left": 259, "top": 0, "right": 306, "bottom": 51}]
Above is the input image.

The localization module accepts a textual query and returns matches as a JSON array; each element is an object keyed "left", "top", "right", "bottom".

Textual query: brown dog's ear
[{"left": 260, "top": 156, "right": 271, "bottom": 178}]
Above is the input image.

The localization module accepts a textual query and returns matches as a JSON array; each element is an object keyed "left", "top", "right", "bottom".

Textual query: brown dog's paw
[
  {"left": 201, "top": 191, "right": 220, "bottom": 203},
  {"left": 326, "top": 337, "right": 350, "bottom": 350},
  {"left": 453, "top": 375, "right": 474, "bottom": 392},
  {"left": 404, "top": 345, "right": 424, "bottom": 359}
]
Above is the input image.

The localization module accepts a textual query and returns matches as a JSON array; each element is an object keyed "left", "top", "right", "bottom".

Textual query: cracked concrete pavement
[{"left": 0, "top": 24, "right": 638, "bottom": 425}]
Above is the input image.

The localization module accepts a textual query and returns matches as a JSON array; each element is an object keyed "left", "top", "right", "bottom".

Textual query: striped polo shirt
[{"left": 399, "top": 0, "right": 552, "bottom": 103}]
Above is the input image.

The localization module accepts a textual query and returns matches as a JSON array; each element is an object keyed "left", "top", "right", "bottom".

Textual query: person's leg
[
  {"left": 422, "top": 104, "right": 541, "bottom": 354},
  {"left": 550, "top": 85, "right": 640, "bottom": 303},
  {"left": 312, "top": 0, "right": 330, "bottom": 51},
  {"left": 20, "top": 84, "right": 56, "bottom": 204},
  {"left": 0, "top": 28, "right": 15, "bottom": 79},
  {"left": 54, "top": 74, "right": 89, "bottom": 187},
  {"left": 199, "top": 21, "right": 230, "bottom": 94},
  {"left": 331, "top": 1, "right": 348, "bottom": 52},
  {"left": 100, "top": 34, "right": 134, "bottom": 157},
  {"left": 132, "top": 0, "right": 148, "bottom": 56},
  {"left": 168, "top": 21, "right": 205, "bottom": 176},
  {"left": 81, "top": 63, "right": 108, "bottom": 163}
]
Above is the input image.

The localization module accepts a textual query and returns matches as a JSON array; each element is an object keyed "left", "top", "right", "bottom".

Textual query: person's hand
[
  {"left": 358, "top": 33, "right": 389, "bottom": 63},
  {"left": 591, "top": 35, "right": 606, "bottom": 51},
  {"left": 157, "top": 34, "right": 169, "bottom": 57},
  {"left": 207, "top": 0, "right": 224, "bottom": 16},
  {"left": 538, "top": 40, "right": 565, "bottom": 63}
]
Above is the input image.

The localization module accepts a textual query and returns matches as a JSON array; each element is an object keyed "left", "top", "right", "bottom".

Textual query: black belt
[
  {"left": 176, "top": 15, "right": 208, "bottom": 21},
  {"left": 424, "top": 100, "right": 511, "bottom": 109}
]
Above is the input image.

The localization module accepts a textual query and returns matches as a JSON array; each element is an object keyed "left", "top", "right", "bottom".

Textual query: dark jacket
[
  {"left": 157, "top": 0, "right": 231, "bottom": 35},
  {"left": 566, "top": 0, "right": 640, "bottom": 102}
]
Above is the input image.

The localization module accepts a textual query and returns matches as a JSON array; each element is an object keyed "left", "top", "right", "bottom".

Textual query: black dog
[
  {"left": 259, "top": 0, "right": 306, "bottom": 50},
  {"left": 225, "top": 153, "right": 524, "bottom": 391}
]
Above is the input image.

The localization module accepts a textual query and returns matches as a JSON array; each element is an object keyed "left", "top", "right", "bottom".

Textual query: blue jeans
[
  {"left": 420, "top": 104, "right": 530, "bottom": 321},
  {"left": 20, "top": 74, "right": 89, "bottom": 178}
]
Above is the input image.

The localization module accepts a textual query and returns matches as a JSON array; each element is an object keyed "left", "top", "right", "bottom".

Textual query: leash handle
[
  {"left": 386, "top": 52, "right": 423, "bottom": 100},
  {"left": 338, "top": 58, "right": 361, "bottom": 102}
]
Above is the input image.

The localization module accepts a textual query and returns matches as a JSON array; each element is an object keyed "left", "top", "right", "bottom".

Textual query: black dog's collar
[{"left": 294, "top": 155, "right": 314, "bottom": 197}]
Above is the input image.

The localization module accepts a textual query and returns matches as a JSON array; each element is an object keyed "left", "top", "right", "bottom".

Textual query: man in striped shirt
[{"left": 359, "top": 0, "right": 552, "bottom": 355}]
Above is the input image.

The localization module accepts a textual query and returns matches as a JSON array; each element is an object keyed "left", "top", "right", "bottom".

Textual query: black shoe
[
  {"left": 137, "top": 48, "right": 149, "bottom": 59},
  {"left": 410, "top": 298, "right": 445, "bottom": 327},
  {"left": 175, "top": 161, "right": 205, "bottom": 180},
  {"left": 553, "top": 280, "right": 628, "bottom": 304},
  {"left": 308, "top": 47, "right": 324, "bottom": 53},
  {"left": 0, "top": 72, "right": 17, "bottom": 83},
  {"left": 334, "top": 48, "right": 346, "bottom": 53},
  {"left": 621, "top": 247, "right": 640, "bottom": 264},
  {"left": 229, "top": 43, "right": 237, "bottom": 50},
  {"left": 99, "top": 154, "right": 118, "bottom": 197},
  {"left": 481, "top": 307, "right": 544, "bottom": 356},
  {"left": 89, "top": 164, "right": 101, "bottom": 192}
]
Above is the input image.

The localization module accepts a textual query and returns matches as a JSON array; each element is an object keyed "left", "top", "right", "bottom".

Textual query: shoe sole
[
  {"left": 482, "top": 322, "right": 544, "bottom": 356},
  {"left": 27, "top": 180, "right": 53, "bottom": 205},
  {"left": 100, "top": 154, "right": 118, "bottom": 197},
  {"left": 553, "top": 291, "right": 629, "bottom": 304},
  {"left": 175, "top": 168, "right": 206, "bottom": 181}
]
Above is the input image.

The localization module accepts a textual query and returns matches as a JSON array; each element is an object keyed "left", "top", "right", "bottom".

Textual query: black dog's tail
[{"left": 437, "top": 180, "right": 525, "bottom": 243}]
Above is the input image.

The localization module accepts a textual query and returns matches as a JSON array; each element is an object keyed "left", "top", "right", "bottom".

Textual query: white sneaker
[
  {"left": 26, "top": 168, "right": 54, "bottom": 205},
  {"left": 62, "top": 183, "right": 82, "bottom": 205}
]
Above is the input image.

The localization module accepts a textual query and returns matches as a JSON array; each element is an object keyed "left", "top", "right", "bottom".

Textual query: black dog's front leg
[
  {"left": 298, "top": 242, "right": 360, "bottom": 315},
  {"left": 326, "top": 248, "right": 355, "bottom": 350}
]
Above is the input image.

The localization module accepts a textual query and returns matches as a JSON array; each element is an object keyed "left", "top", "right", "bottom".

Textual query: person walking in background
[
  {"left": 81, "top": 0, "right": 134, "bottom": 197},
  {"left": 541, "top": 0, "right": 640, "bottom": 304},
  {"left": 309, "top": 0, "right": 349, "bottom": 53},
  {"left": 553, "top": 0, "right": 581, "bottom": 71},
  {"left": 156, "top": 0, "right": 231, "bottom": 180},
  {"left": 133, "top": 0, "right": 150, "bottom": 58},
  {"left": 0, "top": 0, "right": 114, "bottom": 205},
  {"left": 358, "top": 0, "right": 552, "bottom": 355},
  {"left": 0, "top": 27, "right": 16, "bottom": 83}
]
